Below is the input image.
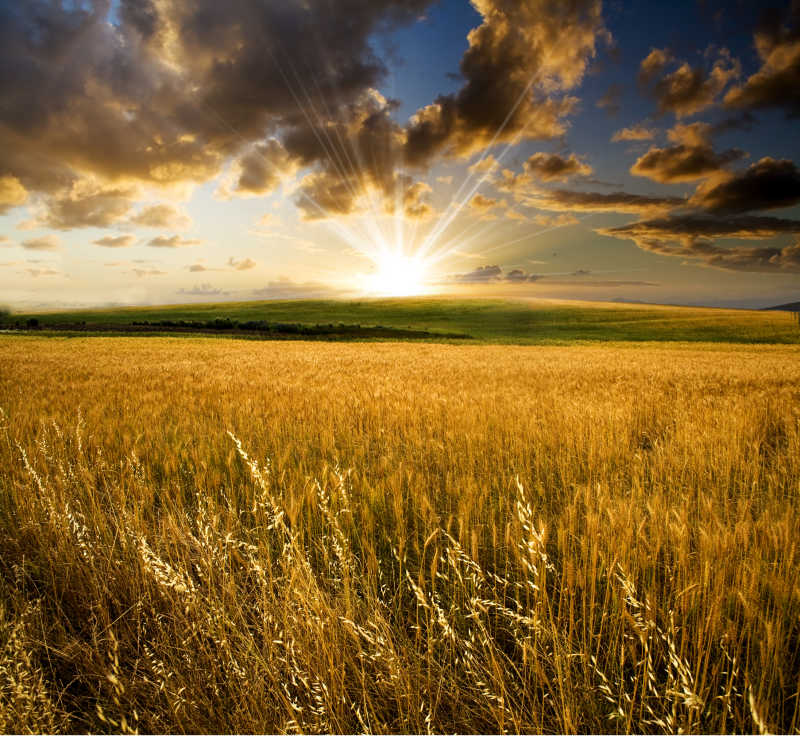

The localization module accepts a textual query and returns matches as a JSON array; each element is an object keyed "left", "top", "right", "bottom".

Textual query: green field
[{"left": 4, "top": 297, "right": 799, "bottom": 344}]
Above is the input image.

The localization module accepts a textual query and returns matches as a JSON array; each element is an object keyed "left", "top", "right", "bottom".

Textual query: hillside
[
  {"left": 764, "top": 301, "right": 800, "bottom": 312},
  {"left": 3, "top": 297, "right": 799, "bottom": 344}
]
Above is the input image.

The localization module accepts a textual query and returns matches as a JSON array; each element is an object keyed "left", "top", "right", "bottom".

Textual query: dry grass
[{"left": 0, "top": 336, "right": 798, "bottom": 733}]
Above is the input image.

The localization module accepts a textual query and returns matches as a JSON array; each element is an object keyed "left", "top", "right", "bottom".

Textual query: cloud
[
  {"left": 35, "top": 181, "right": 138, "bottom": 230},
  {"left": 251, "top": 278, "right": 351, "bottom": 300},
  {"left": 132, "top": 268, "right": 167, "bottom": 278},
  {"left": 599, "top": 213, "right": 800, "bottom": 273},
  {"left": 639, "top": 48, "right": 671, "bottom": 84},
  {"left": 0, "top": 0, "right": 432, "bottom": 220},
  {"left": 0, "top": 175, "right": 28, "bottom": 214},
  {"left": 630, "top": 122, "right": 745, "bottom": 183},
  {"left": 493, "top": 153, "right": 592, "bottom": 198},
  {"left": 447, "top": 263, "right": 657, "bottom": 286},
  {"left": 525, "top": 188, "right": 684, "bottom": 214},
  {"left": 295, "top": 170, "right": 362, "bottom": 221},
  {"left": 93, "top": 234, "right": 136, "bottom": 248},
  {"left": 178, "top": 282, "right": 229, "bottom": 296},
  {"left": 505, "top": 208, "right": 529, "bottom": 222},
  {"left": 690, "top": 157, "right": 800, "bottom": 213},
  {"left": 620, "top": 234, "right": 800, "bottom": 273},
  {"left": 130, "top": 204, "right": 192, "bottom": 229},
  {"left": 289, "top": 90, "right": 437, "bottom": 221},
  {"left": 532, "top": 213, "right": 580, "bottom": 227},
  {"left": 468, "top": 193, "right": 506, "bottom": 220},
  {"left": 22, "top": 235, "right": 60, "bottom": 251},
  {"left": 724, "top": 9, "right": 800, "bottom": 116},
  {"left": 403, "top": 0, "right": 606, "bottom": 166},
  {"left": 600, "top": 214, "right": 800, "bottom": 242},
  {"left": 25, "top": 268, "right": 61, "bottom": 277},
  {"left": 400, "top": 179, "right": 434, "bottom": 219},
  {"left": 449, "top": 264, "right": 505, "bottom": 283},
  {"left": 611, "top": 124, "right": 656, "bottom": 142},
  {"left": 596, "top": 83, "right": 622, "bottom": 116},
  {"left": 228, "top": 257, "right": 257, "bottom": 271},
  {"left": 468, "top": 156, "right": 501, "bottom": 175},
  {"left": 469, "top": 194, "right": 502, "bottom": 211},
  {"left": 147, "top": 235, "right": 202, "bottom": 248},
  {"left": 230, "top": 139, "right": 296, "bottom": 196},
  {"left": 642, "top": 48, "right": 740, "bottom": 117},
  {"left": 523, "top": 152, "right": 592, "bottom": 182}
]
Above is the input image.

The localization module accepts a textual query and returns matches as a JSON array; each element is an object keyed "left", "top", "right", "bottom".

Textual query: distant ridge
[{"left": 763, "top": 301, "right": 800, "bottom": 312}]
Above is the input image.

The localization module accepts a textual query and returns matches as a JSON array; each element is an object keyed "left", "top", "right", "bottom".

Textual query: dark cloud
[
  {"left": 724, "top": 7, "right": 800, "bottom": 116},
  {"left": 523, "top": 152, "right": 592, "bottom": 182},
  {"left": 93, "top": 235, "right": 136, "bottom": 248},
  {"left": 231, "top": 140, "right": 295, "bottom": 196},
  {"left": 639, "top": 48, "right": 671, "bottom": 84},
  {"left": 711, "top": 111, "right": 756, "bottom": 135},
  {"left": 493, "top": 153, "right": 592, "bottom": 199},
  {"left": 640, "top": 48, "right": 740, "bottom": 117},
  {"left": 526, "top": 188, "right": 684, "bottom": 214},
  {"left": 505, "top": 268, "right": 541, "bottom": 282},
  {"left": 447, "top": 264, "right": 657, "bottom": 286},
  {"left": 403, "top": 0, "right": 606, "bottom": 166},
  {"left": 630, "top": 122, "right": 745, "bottom": 183},
  {"left": 690, "top": 157, "right": 800, "bottom": 213},
  {"left": 599, "top": 213, "right": 800, "bottom": 273},
  {"left": 596, "top": 83, "right": 622, "bottom": 116},
  {"left": 600, "top": 213, "right": 800, "bottom": 242},
  {"left": 147, "top": 235, "right": 202, "bottom": 248},
  {"left": 620, "top": 234, "right": 800, "bottom": 273},
  {"left": 36, "top": 182, "right": 138, "bottom": 230},
  {"left": 0, "top": 0, "right": 433, "bottom": 220},
  {"left": 296, "top": 170, "right": 362, "bottom": 221},
  {"left": 449, "top": 264, "right": 505, "bottom": 283},
  {"left": 290, "top": 90, "right": 433, "bottom": 220}
]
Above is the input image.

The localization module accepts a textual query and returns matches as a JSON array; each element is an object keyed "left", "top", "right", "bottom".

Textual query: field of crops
[{"left": 1, "top": 335, "right": 798, "bottom": 733}]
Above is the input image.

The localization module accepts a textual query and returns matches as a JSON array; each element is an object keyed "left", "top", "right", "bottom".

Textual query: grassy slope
[{"left": 8, "top": 296, "right": 800, "bottom": 343}]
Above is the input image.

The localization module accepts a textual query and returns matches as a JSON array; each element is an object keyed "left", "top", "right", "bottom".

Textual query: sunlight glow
[{"left": 362, "top": 250, "right": 432, "bottom": 297}]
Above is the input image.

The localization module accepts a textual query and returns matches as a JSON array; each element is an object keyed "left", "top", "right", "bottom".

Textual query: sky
[{"left": 1, "top": 0, "right": 799, "bottom": 310}]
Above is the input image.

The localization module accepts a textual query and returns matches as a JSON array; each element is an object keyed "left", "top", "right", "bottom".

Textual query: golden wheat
[{"left": 0, "top": 336, "right": 798, "bottom": 733}]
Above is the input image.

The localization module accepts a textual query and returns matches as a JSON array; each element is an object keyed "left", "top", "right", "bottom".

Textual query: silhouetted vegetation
[{"left": 2, "top": 316, "right": 470, "bottom": 341}]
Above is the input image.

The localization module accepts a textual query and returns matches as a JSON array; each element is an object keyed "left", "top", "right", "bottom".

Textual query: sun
[{"left": 363, "top": 251, "right": 432, "bottom": 297}]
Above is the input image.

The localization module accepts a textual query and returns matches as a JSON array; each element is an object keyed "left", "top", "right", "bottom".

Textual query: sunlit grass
[{"left": 0, "top": 336, "right": 798, "bottom": 733}]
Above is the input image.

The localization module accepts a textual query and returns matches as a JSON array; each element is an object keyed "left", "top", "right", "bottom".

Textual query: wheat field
[{"left": 0, "top": 336, "right": 798, "bottom": 733}]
